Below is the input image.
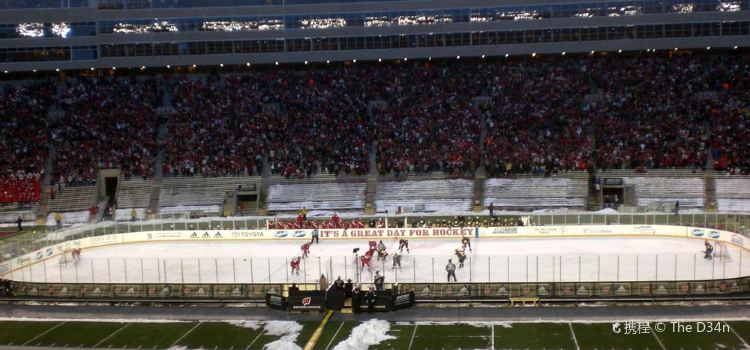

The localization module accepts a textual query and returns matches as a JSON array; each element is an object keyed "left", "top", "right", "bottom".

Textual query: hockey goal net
[{"left": 714, "top": 242, "right": 732, "bottom": 261}]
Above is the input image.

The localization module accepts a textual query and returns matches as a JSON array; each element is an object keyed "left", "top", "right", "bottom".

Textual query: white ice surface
[{"left": 8, "top": 236, "right": 748, "bottom": 284}]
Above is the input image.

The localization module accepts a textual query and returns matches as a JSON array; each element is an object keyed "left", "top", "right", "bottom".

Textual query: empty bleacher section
[
  {"left": 48, "top": 185, "right": 95, "bottom": 213},
  {"left": 115, "top": 179, "right": 153, "bottom": 209},
  {"left": 267, "top": 182, "right": 366, "bottom": 212},
  {"left": 158, "top": 176, "right": 260, "bottom": 215},
  {"left": 483, "top": 177, "right": 587, "bottom": 210},
  {"left": 716, "top": 177, "right": 750, "bottom": 212},
  {"left": 624, "top": 177, "right": 705, "bottom": 208},
  {"left": 375, "top": 179, "right": 473, "bottom": 213}
]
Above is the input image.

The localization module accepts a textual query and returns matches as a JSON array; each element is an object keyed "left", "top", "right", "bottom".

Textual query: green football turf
[
  {"left": 494, "top": 323, "right": 576, "bottom": 349},
  {"left": 572, "top": 323, "right": 662, "bottom": 350},
  {"left": 97, "top": 322, "right": 197, "bottom": 349},
  {"left": 655, "top": 321, "right": 746, "bottom": 350},
  {"left": 313, "top": 320, "right": 353, "bottom": 350},
  {"left": 727, "top": 321, "right": 750, "bottom": 345},
  {"left": 372, "top": 324, "right": 416, "bottom": 350},
  {"left": 0, "top": 321, "right": 61, "bottom": 346},
  {"left": 29, "top": 321, "right": 126, "bottom": 347},
  {"left": 177, "top": 321, "right": 263, "bottom": 350},
  {"left": 410, "top": 323, "right": 492, "bottom": 350}
]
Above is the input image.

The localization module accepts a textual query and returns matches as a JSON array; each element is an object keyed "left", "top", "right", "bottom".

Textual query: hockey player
[
  {"left": 461, "top": 236, "right": 472, "bottom": 252},
  {"left": 704, "top": 241, "right": 714, "bottom": 260},
  {"left": 377, "top": 247, "right": 389, "bottom": 261},
  {"left": 455, "top": 248, "right": 467, "bottom": 268},
  {"left": 392, "top": 251, "right": 402, "bottom": 269},
  {"left": 368, "top": 240, "right": 378, "bottom": 253},
  {"left": 377, "top": 240, "right": 386, "bottom": 252},
  {"left": 360, "top": 253, "right": 373, "bottom": 271},
  {"left": 290, "top": 256, "right": 301, "bottom": 275},
  {"left": 72, "top": 248, "right": 81, "bottom": 265},
  {"left": 301, "top": 242, "right": 311, "bottom": 258},
  {"left": 398, "top": 238, "right": 410, "bottom": 253}
]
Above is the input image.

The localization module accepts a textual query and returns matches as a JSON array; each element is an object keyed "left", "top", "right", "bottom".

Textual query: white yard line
[
  {"left": 324, "top": 321, "right": 346, "bottom": 350},
  {"left": 93, "top": 322, "right": 131, "bottom": 348},
  {"left": 567, "top": 323, "right": 580, "bottom": 350},
  {"left": 169, "top": 321, "right": 202, "bottom": 348},
  {"left": 407, "top": 324, "right": 418, "bottom": 350},
  {"left": 651, "top": 327, "right": 666, "bottom": 350},
  {"left": 245, "top": 329, "right": 265, "bottom": 350},
  {"left": 490, "top": 324, "right": 495, "bottom": 350},
  {"left": 22, "top": 321, "right": 66, "bottom": 346},
  {"left": 725, "top": 322, "right": 750, "bottom": 349}
]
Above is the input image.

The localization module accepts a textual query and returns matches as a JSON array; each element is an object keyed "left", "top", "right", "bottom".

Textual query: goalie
[{"left": 703, "top": 241, "right": 714, "bottom": 260}]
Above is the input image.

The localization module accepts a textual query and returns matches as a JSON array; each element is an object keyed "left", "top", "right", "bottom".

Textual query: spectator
[
  {"left": 55, "top": 212, "right": 62, "bottom": 229},
  {"left": 16, "top": 216, "right": 22, "bottom": 232},
  {"left": 288, "top": 283, "right": 299, "bottom": 294}
]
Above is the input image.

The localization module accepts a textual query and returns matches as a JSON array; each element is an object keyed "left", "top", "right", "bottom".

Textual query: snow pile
[
  {"left": 228, "top": 320, "right": 263, "bottom": 330},
  {"left": 263, "top": 321, "right": 303, "bottom": 350},
  {"left": 167, "top": 346, "right": 191, "bottom": 350},
  {"left": 332, "top": 319, "right": 395, "bottom": 350}
]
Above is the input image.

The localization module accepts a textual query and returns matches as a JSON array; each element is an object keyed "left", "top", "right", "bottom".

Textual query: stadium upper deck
[{"left": 0, "top": 0, "right": 748, "bottom": 70}]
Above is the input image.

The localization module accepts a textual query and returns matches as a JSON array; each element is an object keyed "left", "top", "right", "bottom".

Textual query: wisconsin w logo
[{"left": 302, "top": 297, "right": 312, "bottom": 306}]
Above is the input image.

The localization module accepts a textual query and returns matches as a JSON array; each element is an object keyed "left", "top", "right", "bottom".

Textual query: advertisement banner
[
  {"left": 266, "top": 293, "right": 287, "bottom": 311},
  {"left": 287, "top": 291, "right": 325, "bottom": 312}
]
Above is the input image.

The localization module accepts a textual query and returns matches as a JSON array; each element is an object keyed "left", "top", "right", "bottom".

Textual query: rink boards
[{"left": 2, "top": 224, "right": 749, "bottom": 277}]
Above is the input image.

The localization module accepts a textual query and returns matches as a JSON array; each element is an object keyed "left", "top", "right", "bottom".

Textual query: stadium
[{"left": 0, "top": 0, "right": 750, "bottom": 348}]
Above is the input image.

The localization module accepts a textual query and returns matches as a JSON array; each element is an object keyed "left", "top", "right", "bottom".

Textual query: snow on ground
[
  {"left": 228, "top": 320, "right": 263, "bottom": 329},
  {"left": 332, "top": 319, "right": 394, "bottom": 350},
  {"left": 262, "top": 321, "right": 303, "bottom": 350},
  {"left": 8, "top": 236, "right": 748, "bottom": 284}
]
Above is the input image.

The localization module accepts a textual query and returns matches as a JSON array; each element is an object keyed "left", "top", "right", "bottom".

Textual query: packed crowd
[
  {"left": 52, "top": 77, "right": 161, "bottom": 185},
  {"left": 0, "top": 81, "right": 54, "bottom": 203},
  {"left": 1, "top": 52, "right": 749, "bottom": 205},
  {"left": 483, "top": 60, "right": 592, "bottom": 177}
]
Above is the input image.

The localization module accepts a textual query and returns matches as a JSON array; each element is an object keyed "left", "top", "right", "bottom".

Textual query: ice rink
[{"left": 7, "top": 236, "right": 748, "bottom": 284}]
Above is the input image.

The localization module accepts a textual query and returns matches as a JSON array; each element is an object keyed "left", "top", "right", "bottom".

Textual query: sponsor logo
[
  {"left": 90, "top": 234, "right": 117, "bottom": 243},
  {"left": 293, "top": 231, "right": 306, "bottom": 238},
  {"left": 15, "top": 257, "right": 31, "bottom": 266},
  {"left": 709, "top": 231, "right": 721, "bottom": 239},
  {"left": 201, "top": 232, "right": 211, "bottom": 238},
  {"left": 231, "top": 231, "right": 264, "bottom": 238},
  {"left": 150, "top": 232, "right": 183, "bottom": 239},
  {"left": 34, "top": 251, "right": 43, "bottom": 260},
  {"left": 45, "top": 248, "right": 53, "bottom": 257},
  {"left": 213, "top": 232, "right": 222, "bottom": 238},
  {"left": 190, "top": 232, "right": 199, "bottom": 238},
  {"left": 302, "top": 297, "right": 312, "bottom": 306},
  {"left": 269, "top": 295, "right": 284, "bottom": 307},
  {"left": 395, "top": 293, "right": 411, "bottom": 306},
  {"left": 531, "top": 227, "right": 560, "bottom": 235},
  {"left": 0, "top": 262, "right": 9, "bottom": 274},
  {"left": 634, "top": 225, "right": 655, "bottom": 233},
  {"left": 275, "top": 231, "right": 289, "bottom": 238},
  {"left": 731, "top": 235, "right": 745, "bottom": 245},
  {"left": 692, "top": 229, "right": 705, "bottom": 237},
  {"left": 491, "top": 227, "right": 518, "bottom": 235}
]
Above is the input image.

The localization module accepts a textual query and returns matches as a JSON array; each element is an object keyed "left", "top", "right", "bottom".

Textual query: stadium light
[
  {"left": 353, "top": 59, "right": 356, "bottom": 63},
  {"left": 166, "top": 65, "right": 171, "bottom": 68},
  {"left": 590, "top": 50, "right": 595, "bottom": 54},
  {"left": 481, "top": 54, "right": 485, "bottom": 59},
  {"left": 3, "top": 71, "right": 7, "bottom": 73},
  {"left": 378, "top": 58, "right": 382, "bottom": 62},
  {"left": 219, "top": 63, "right": 224, "bottom": 67},
  {"left": 618, "top": 49, "right": 623, "bottom": 53},
  {"left": 304, "top": 61, "right": 308, "bottom": 65},
  {"left": 33, "top": 69, "right": 37, "bottom": 72},
  {"left": 112, "top": 67, "right": 116, "bottom": 70},
  {"left": 403, "top": 58, "right": 407, "bottom": 61},
  {"left": 326, "top": 60, "right": 330, "bottom": 64},
  {"left": 707, "top": 46, "right": 711, "bottom": 50},
  {"left": 562, "top": 52, "right": 566, "bottom": 56},
  {"left": 505, "top": 53, "right": 509, "bottom": 58},
  {"left": 275, "top": 61, "right": 279, "bottom": 65},
  {"left": 140, "top": 66, "right": 146, "bottom": 70},
  {"left": 531, "top": 52, "right": 536, "bottom": 57},
  {"left": 674, "top": 48, "right": 678, "bottom": 51},
  {"left": 428, "top": 57, "right": 431, "bottom": 60},
  {"left": 193, "top": 64, "right": 197, "bottom": 68},
  {"left": 734, "top": 45, "right": 738, "bottom": 49},
  {"left": 456, "top": 56, "right": 460, "bottom": 59},
  {"left": 90, "top": 67, "right": 95, "bottom": 71},
  {"left": 55, "top": 68, "right": 60, "bottom": 72}
]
